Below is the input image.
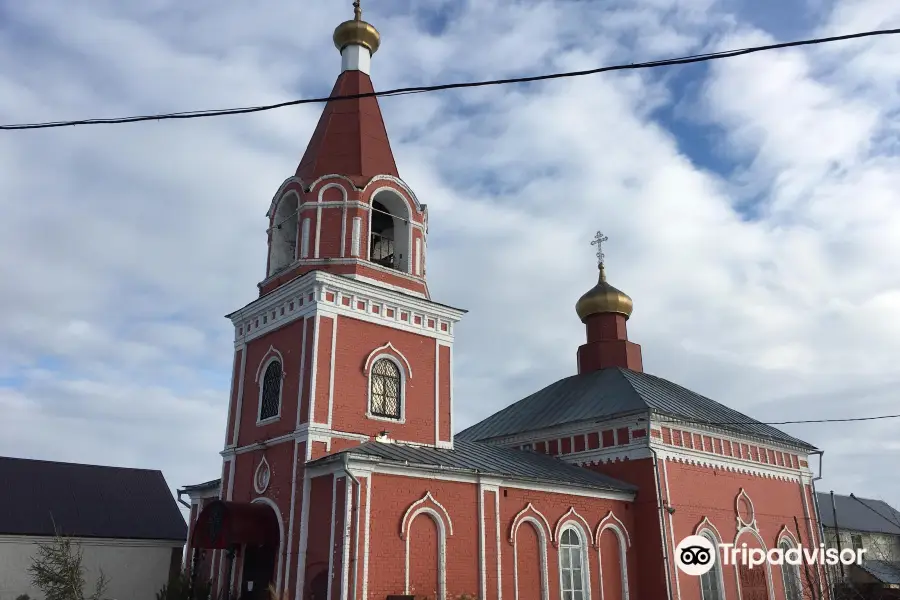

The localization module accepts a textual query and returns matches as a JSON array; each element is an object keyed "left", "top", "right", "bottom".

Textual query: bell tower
[{"left": 221, "top": 2, "right": 465, "bottom": 476}]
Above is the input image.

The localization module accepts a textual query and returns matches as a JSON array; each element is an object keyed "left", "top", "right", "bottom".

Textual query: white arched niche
[
  {"left": 268, "top": 193, "right": 299, "bottom": 276},
  {"left": 368, "top": 189, "right": 411, "bottom": 273}
]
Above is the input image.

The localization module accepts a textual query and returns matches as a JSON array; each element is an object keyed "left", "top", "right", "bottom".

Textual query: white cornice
[
  {"left": 481, "top": 412, "right": 650, "bottom": 447},
  {"left": 650, "top": 441, "right": 803, "bottom": 482},
  {"left": 230, "top": 271, "right": 464, "bottom": 346},
  {"left": 649, "top": 412, "right": 815, "bottom": 454}
]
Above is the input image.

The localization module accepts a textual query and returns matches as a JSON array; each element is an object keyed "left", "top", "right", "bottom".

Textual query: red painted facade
[{"left": 182, "top": 16, "right": 829, "bottom": 600}]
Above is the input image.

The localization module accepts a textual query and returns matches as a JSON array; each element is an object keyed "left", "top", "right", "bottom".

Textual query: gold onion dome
[
  {"left": 575, "top": 263, "right": 634, "bottom": 322},
  {"left": 333, "top": 1, "right": 381, "bottom": 54}
]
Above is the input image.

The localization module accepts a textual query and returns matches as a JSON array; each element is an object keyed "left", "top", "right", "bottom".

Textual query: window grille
[
  {"left": 260, "top": 361, "right": 282, "bottom": 420},
  {"left": 370, "top": 359, "right": 401, "bottom": 419},
  {"left": 559, "top": 528, "right": 586, "bottom": 600}
]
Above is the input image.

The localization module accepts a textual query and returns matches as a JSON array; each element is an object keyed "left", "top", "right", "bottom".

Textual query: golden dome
[
  {"left": 333, "top": 2, "right": 381, "bottom": 54},
  {"left": 575, "top": 263, "right": 634, "bottom": 321}
]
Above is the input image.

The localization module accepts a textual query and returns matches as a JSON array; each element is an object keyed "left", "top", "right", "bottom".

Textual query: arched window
[
  {"left": 370, "top": 359, "right": 401, "bottom": 419},
  {"left": 259, "top": 360, "right": 282, "bottom": 421},
  {"left": 699, "top": 532, "right": 724, "bottom": 600},
  {"left": 780, "top": 540, "right": 802, "bottom": 600},
  {"left": 369, "top": 191, "right": 411, "bottom": 273},
  {"left": 559, "top": 527, "right": 588, "bottom": 600},
  {"left": 268, "top": 195, "right": 299, "bottom": 276}
]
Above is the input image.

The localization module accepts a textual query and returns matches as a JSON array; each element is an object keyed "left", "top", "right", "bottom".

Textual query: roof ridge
[{"left": 0, "top": 455, "right": 162, "bottom": 473}]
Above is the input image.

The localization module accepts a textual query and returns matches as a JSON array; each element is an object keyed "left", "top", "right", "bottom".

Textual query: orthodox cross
[
  {"left": 353, "top": 0, "right": 362, "bottom": 20},
  {"left": 591, "top": 231, "right": 608, "bottom": 266}
]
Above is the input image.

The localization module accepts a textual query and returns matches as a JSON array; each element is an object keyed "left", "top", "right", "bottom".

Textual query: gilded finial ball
[
  {"left": 333, "top": 2, "right": 381, "bottom": 54},
  {"left": 575, "top": 263, "right": 634, "bottom": 321}
]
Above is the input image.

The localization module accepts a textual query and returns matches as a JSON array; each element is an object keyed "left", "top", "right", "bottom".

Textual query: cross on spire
[{"left": 591, "top": 231, "right": 609, "bottom": 266}]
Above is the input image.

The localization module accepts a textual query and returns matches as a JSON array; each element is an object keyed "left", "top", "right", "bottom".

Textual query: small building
[
  {"left": 0, "top": 455, "right": 188, "bottom": 600},
  {"left": 818, "top": 492, "right": 900, "bottom": 597}
]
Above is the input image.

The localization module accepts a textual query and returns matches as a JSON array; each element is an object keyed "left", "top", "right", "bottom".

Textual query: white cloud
[{"left": 0, "top": 0, "right": 899, "bottom": 513}]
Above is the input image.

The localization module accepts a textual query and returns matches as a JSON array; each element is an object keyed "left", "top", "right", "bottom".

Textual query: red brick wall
[
  {"left": 236, "top": 319, "right": 308, "bottom": 447},
  {"left": 330, "top": 315, "right": 439, "bottom": 445},
  {"left": 439, "top": 345, "right": 452, "bottom": 443},
  {"left": 409, "top": 513, "right": 440, "bottom": 598},
  {"left": 224, "top": 348, "right": 243, "bottom": 447},
  {"left": 313, "top": 315, "right": 335, "bottom": 424},
  {"left": 305, "top": 474, "right": 336, "bottom": 593},
  {"left": 586, "top": 458, "right": 668, "bottom": 600},
  {"left": 599, "top": 527, "right": 624, "bottom": 600},
  {"left": 514, "top": 523, "right": 542, "bottom": 600},
  {"left": 662, "top": 459, "right": 821, "bottom": 600}
]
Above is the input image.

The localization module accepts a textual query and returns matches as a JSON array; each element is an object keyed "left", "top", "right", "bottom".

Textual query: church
[{"left": 181, "top": 5, "right": 830, "bottom": 600}]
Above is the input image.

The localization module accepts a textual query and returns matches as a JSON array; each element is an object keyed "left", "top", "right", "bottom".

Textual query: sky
[{"left": 1, "top": 0, "right": 899, "bottom": 519}]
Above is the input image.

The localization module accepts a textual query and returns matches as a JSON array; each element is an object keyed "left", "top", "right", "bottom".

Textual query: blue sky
[{"left": 1, "top": 0, "right": 900, "bottom": 517}]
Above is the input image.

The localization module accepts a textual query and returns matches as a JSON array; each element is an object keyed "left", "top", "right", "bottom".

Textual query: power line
[
  {"left": 3, "top": 27, "right": 899, "bottom": 131},
  {"left": 661, "top": 413, "right": 900, "bottom": 427}
]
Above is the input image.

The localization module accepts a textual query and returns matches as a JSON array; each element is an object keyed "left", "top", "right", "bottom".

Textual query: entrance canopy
[{"left": 191, "top": 500, "right": 279, "bottom": 550}]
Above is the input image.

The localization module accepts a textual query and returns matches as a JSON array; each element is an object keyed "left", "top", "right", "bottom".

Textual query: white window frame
[
  {"left": 257, "top": 357, "right": 283, "bottom": 425},
  {"left": 558, "top": 525, "right": 590, "bottom": 600},
  {"left": 366, "top": 355, "right": 406, "bottom": 423},
  {"left": 699, "top": 530, "right": 726, "bottom": 600},
  {"left": 779, "top": 539, "right": 803, "bottom": 600}
]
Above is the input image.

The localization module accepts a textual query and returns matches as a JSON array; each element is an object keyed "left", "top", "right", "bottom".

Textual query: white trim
[
  {"left": 230, "top": 345, "right": 247, "bottom": 447},
  {"left": 233, "top": 271, "right": 462, "bottom": 346},
  {"left": 595, "top": 511, "right": 632, "bottom": 548},
  {"left": 362, "top": 175, "right": 426, "bottom": 214},
  {"left": 366, "top": 353, "right": 408, "bottom": 424},
  {"left": 363, "top": 474, "right": 372, "bottom": 600},
  {"left": 512, "top": 516, "right": 550, "bottom": 600},
  {"left": 284, "top": 440, "right": 299, "bottom": 596},
  {"left": 776, "top": 533, "right": 804, "bottom": 600},
  {"left": 510, "top": 503, "right": 553, "bottom": 543},
  {"left": 651, "top": 444, "right": 802, "bottom": 483},
  {"left": 733, "top": 527, "right": 776, "bottom": 600},
  {"left": 224, "top": 348, "right": 239, "bottom": 448},
  {"left": 448, "top": 344, "right": 454, "bottom": 446},
  {"left": 341, "top": 201, "right": 348, "bottom": 258},
  {"left": 341, "top": 476, "right": 352, "bottom": 600},
  {"left": 327, "top": 475, "right": 337, "bottom": 600},
  {"left": 368, "top": 186, "right": 414, "bottom": 274},
  {"left": 363, "top": 342, "right": 414, "bottom": 379},
  {"left": 698, "top": 528, "right": 727, "bottom": 600},
  {"left": 250, "top": 496, "right": 285, "bottom": 594},
  {"left": 415, "top": 237, "right": 422, "bottom": 276},
  {"left": 314, "top": 205, "right": 322, "bottom": 258},
  {"left": 327, "top": 315, "right": 337, "bottom": 427},
  {"left": 309, "top": 316, "right": 320, "bottom": 423},
  {"left": 735, "top": 488, "right": 758, "bottom": 531},
  {"left": 253, "top": 455, "right": 272, "bottom": 494},
  {"left": 478, "top": 484, "right": 487, "bottom": 600},
  {"left": 401, "top": 492, "right": 454, "bottom": 537},
  {"left": 695, "top": 517, "right": 725, "bottom": 543},
  {"left": 596, "top": 520, "right": 630, "bottom": 600},
  {"left": 558, "top": 522, "right": 592, "bottom": 600},
  {"left": 351, "top": 217, "right": 362, "bottom": 257},
  {"left": 495, "top": 489, "right": 502, "bottom": 600},
  {"left": 256, "top": 351, "right": 285, "bottom": 425},
  {"left": 300, "top": 218, "right": 311, "bottom": 259},
  {"left": 403, "top": 507, "right": 450, "bottom": 599},
  {"left": 776, "top": 525, "right": 800, "bottom": 548},
  {"left": 555, "top": 507, "right": 594, "bottom": 547},
  {"left": 295, "top": 473, "right": 312, "bottom": 600},
  {"left": 318, "top": 182, "right": 349, "bottom": 204},
  {"left": 662, "top": 458, "right": 681, "bottom": 600},
  {"left": 227, "top": 456, "right": 236, "bottom": 500}
]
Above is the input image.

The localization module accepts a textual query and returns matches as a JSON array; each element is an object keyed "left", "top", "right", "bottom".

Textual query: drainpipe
[
  {"left": 177, "top": 490, "right": 192, "bottom": 509},
  {"left": 649, "top": 445, "right": 675, "bottom": 600},
  {"left": 808, "top": 451, "right": 830, "bottom": 597},
  {"left": 342, "top": 453, "right": 362, "bottom": 600}
]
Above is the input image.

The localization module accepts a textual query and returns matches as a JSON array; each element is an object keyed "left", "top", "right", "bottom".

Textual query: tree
[{"left": 27, "top": 532, "right": 109, "bottom": 600}]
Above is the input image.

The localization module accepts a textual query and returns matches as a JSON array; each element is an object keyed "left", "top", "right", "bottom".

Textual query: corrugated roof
[
  {"left": 309, "top": 440, "right": 636, "bottom": 494},
  {"left": 180, "top": 478, "right": 221, "bottom": 492},
  {"left": 817, "top": 493, "right": 900, "bottom": 536},
  {"left": 859, "top": 560, "right": 900, "bottom": 585},
  {"left": 457, "top": 367, "right": 814, "bottom": 449},
  {"left": 0, "top": 456, "right": 187, "bottom": 542}
]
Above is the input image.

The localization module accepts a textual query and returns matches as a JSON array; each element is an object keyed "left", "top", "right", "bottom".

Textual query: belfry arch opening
[
  {"left": 268, "top": 194, "right": 299, "bottom": 276},
  {"left": 369, "top": 190, "right": 410, "bottom": 273}
]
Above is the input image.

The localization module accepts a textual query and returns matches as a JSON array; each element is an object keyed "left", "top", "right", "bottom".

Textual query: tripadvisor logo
[{"left": 675, "top": 535, "right": 865, "bottom": 576}]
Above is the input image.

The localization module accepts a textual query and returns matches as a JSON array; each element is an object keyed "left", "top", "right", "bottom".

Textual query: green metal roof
[{"left": 457, "top": 367, "right": 815, "bottom": 450}]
